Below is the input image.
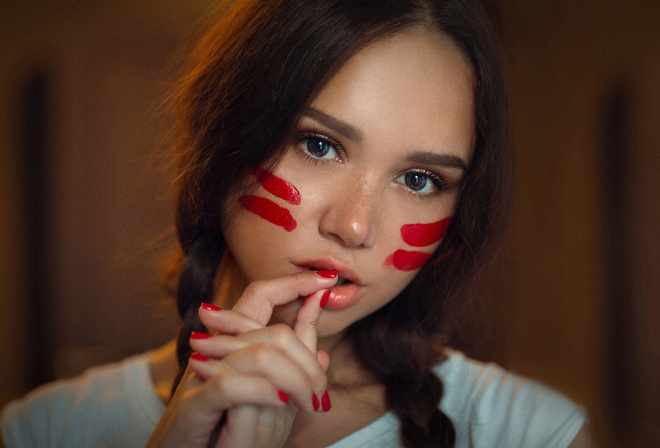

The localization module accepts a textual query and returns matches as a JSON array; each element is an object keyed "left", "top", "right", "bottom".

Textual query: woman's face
[{"left": 223, "top": 28, "right": 475, "bottom": 337}]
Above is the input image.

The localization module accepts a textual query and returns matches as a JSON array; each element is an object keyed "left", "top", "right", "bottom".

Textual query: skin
[
  {"left": 223, "top": 27, "right": 473, "bottom": 340},
  {"left": 147, "top": 28, "right": 592, "bottom": 448}
]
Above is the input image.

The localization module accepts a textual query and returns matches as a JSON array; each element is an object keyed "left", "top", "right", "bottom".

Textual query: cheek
[
  {"left": 239, "top": 167, "right": 301, "bottom": 232},
  {"left": 252, "top": 167, "right": 301, "bottom": 205},
  {"left": 400, "top": 217, "right": 452, "bottom": 247},
  {"left": 239, "top": 195, "right": 297, "bottom": 232},
  {"left": 384, "top": 250, "right": 432, "bottom": 271},
  {"left": 383, "top": 217, "right": 452, "bottom": 272}
]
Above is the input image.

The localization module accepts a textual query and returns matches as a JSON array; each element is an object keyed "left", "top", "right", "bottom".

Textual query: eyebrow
[
  {"left": 406, "top": 151, "right": 468, "bottom": 172},
  {"left": 302, "top": 107, "right": 364, "bottom": 142}
]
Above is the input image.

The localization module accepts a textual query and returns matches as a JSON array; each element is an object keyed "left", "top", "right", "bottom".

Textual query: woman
[{"left": 1, "top": 0, "right": 591, "bottom": 447}]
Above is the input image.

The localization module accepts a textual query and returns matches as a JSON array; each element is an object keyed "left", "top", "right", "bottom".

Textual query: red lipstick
[
  {"left": 252, "top": 167, "right": 301, "bottom": 205},
  {"left": 240, "top": 195, "right": 297, "bottom": 231},
  {"left": 400, "top": 217, "right": 452, "bottom": 247},
  {"left": 384, "top": 250, "right": 431, "bottom": 271}
]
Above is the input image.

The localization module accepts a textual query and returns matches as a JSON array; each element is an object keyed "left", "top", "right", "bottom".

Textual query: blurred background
[{"left": 1, "top": 0, "right": 658, "bottom": 446}]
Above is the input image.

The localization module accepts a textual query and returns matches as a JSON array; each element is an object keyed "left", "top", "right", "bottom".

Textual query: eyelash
[
  {"left": 292, "top": 130, "right": 344, "bottom": 165},
  {"left": 291, "top": 130, "right": 450, "bottom": 199},
  {"left": 397, "top": 168, "right": 451, "bottom": 201}
]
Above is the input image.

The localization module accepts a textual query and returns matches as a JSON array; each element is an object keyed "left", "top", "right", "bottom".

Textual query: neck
[{"left": 318, "top": 330, "right": 377, "bottom": 389}]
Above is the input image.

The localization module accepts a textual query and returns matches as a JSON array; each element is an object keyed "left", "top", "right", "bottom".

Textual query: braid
[
  {"left": 348, "top": 289, "right": 456, "bottom": 448},
  {"left": 345, "top": 229, "right": 474, "bottom": 447},
  {"left": 171, "top": 232, "right": 225, "bottom": 396},
  {"left": 393, "top": 370, "right": 455, "bottom": 447}
]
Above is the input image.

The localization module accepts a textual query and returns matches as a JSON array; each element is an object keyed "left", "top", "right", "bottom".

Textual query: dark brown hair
[{"left": 169, "top": 1, "right": 511, "bottom": 446}]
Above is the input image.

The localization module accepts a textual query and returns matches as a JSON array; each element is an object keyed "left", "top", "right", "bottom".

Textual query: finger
[
  {"left": 186, "top": 365, "right": 288, "bottom": 411},
  {"left": 161, "top": 366, "right": 285, "bottom": 447},
  {"left": 198, "top": 306, "right": 264, "bottom": 335},
  {"left": 317, "top": 349, "right": 330, "bottom": 373},
  {"left": 216, "top": 406, "right": 259, "bottom": 448},
  {"left": 190, "top": 325, "right": 327, "bottom": 398},
  {"left": 190, "top": 344, "right": 318, "bottom": 412},
  {"left": 191, "top": 326, "right": 320, "bottom": 371},
  {"left": 218, "top": 405, "right": 289, "bottom": 448},
  {"left": 233, "top": 270, "right": 338, "bottom": 325},
  {"left": 293, "top": 289, "right": 329, "bottom": 354}
]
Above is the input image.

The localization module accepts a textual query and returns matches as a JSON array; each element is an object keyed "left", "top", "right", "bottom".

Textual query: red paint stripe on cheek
[
  {"left": 252, "top": 167, "right": 301, "bottom": 205},
  {"left": 240, "top": 195, "right": 297, "bottom": 232},
  {"left": 400, "top": 217, "right": 452, "bottom": 247},
  {"left": 383, "top": 250, "right": 432, "bottom": 271}
]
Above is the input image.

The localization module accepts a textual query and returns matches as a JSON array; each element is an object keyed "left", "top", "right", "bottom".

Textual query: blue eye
[
  {"left": 402, "top": 172, "right": 433, "bottom": 193},
  {"left": 306, "top": 137, "right": 338, "bottom": 159},
  {"left": 405, "top": 172, "right": 428, "bottom": 190},
  {"left": 395, "top": 170, "right": 447, "bottom": 195}
]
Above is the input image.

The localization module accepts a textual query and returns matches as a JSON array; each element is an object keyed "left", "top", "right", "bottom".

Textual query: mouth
[
  {"left": 309, "top": 268, "right": 350, "bottom": 286},
  {"left": 296, "top": 259, "right": 365, "bottom": 310}
]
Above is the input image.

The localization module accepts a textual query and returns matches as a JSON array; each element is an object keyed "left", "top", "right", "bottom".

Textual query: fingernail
[
  {"left": 312, "top": 393, "right": 319, "bottom": 411},
  {"left": 316, "top": 269, "right": 338, "bottom": 278},
  {"left": 278, "top": 390, "right": 290, "bottom": 403},
  {"left": 320, "top": 290, "right": 331, "bottom": 309},
  {"left": 190, "top": 352, "right": 208, "bottom": 362},
  {"left": 201, "top": 302, "right": 222, "bottom": 311},
  {"left": 190, "top": 332, "right": 213, "bottom": 340},
  {"left": 321, "top": 390, "right": 331, "bottom": 412}
]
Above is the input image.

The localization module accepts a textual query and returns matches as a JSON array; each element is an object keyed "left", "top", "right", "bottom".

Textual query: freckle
[
  {"left": 240, "top": 195, "right": 297, "bottom": 231},
  {"left": 252, "top": 167, "right": 301, "bottom": 205},
  {"left": 383, "top": 250, "right": 432, "bottom": 271},
  {"left": 400, "top": 217, "right": 452, "bottom": 247}
]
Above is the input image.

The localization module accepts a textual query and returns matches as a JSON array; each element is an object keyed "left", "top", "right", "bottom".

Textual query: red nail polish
[
  {"left": 316, "top": 269, "right": 338, "bottom": 278},
  {"left": 201, "top": 302, "right": 222, "bottom": 311},
  {"left": 321, "top": 390, "right": 331, "bottom": 412},
  {"left": 278, "top": 390, "right": 290, "bottom": 403},
  {"left": 190, "top": 352, "right": 208, "bottom": 362},
  {"left": 320, "top": 290, "right": 331, "bottom": 309},
  {"left": 312, "top": 393, "right": 320, "bottom": 411},
  {"left": 191, "top": 332, "right": 213, "bottom": 340}
]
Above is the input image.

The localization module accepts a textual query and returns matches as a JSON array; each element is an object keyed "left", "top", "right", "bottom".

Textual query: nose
[{"left": 318, "top": 175, "right": 379, "bottom": 248}]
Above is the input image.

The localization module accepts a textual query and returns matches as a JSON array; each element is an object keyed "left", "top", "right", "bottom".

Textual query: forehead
[{"left": 310, "top": 28, "right": 476, "bottom": 163}]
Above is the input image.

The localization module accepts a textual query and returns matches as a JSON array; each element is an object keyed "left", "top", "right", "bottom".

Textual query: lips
[
  {"left": 296, "top": 259, "right": 365, "bottom": 310},
  {"left": 312, "top": 269, "right": 349, "bottom": 286},
  {"left": 302, "top": 261, "right": 362, "bottom": 286}
]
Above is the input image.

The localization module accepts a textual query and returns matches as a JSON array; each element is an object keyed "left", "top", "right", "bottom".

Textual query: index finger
[
  {"left": 233, "top": 270, "right": 337, "bottom": 326},
  {"left": 292, "top": 289, "right": 329, "bottom": 354}
]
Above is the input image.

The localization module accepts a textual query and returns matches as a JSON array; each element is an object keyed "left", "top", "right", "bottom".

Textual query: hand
[
  {"left": 146, "top": 270, "right": 337, "bottom": 448},
  {"left": 193, "top": 287, "right": 331, "bottom": 447}
]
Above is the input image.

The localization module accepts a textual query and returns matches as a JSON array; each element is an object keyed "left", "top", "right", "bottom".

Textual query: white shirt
[{"left": 1, "top": 350, "right": 586, "bottom": 447}]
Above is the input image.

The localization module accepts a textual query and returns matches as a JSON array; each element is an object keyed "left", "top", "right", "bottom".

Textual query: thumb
[
  {"left": 317, "top": 349, "right": 330, "bottom": 372},
  {"left": 292, "top": 289, "right": 330, "bottom": 354}
]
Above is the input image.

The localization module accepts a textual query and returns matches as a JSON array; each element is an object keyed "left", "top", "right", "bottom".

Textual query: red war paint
[
  {"left": 384, "top": 250, "right": 432, "bottom": 271},
  {"left": 400, "top": 217, "right": 452, "bottom": 247},
  {"left": 252, "top": 167, "right": 301, "bottom": 205},
  {"left": 240, "top": 195, "right": 297, "bottom": 231}
]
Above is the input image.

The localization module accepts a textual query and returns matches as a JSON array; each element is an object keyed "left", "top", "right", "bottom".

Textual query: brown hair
[{"left": 168, "top": 1, "right": 511, "bottom": 446}]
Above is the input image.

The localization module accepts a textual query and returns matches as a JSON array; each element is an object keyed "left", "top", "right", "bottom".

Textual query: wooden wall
[
  {"left": 501, "top": 1, "right": 660, "bottom": 445},
  {"left": 0, "top": 0, "right": 210, "bottom": 403}
]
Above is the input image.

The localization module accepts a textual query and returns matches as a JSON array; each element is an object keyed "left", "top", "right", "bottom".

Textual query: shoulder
[
  {"left": 1, "top": 352, "right": 165, "bottom": 448},
  {"left": 434, "top": 349, "right": 589, "bottom": 448}
]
